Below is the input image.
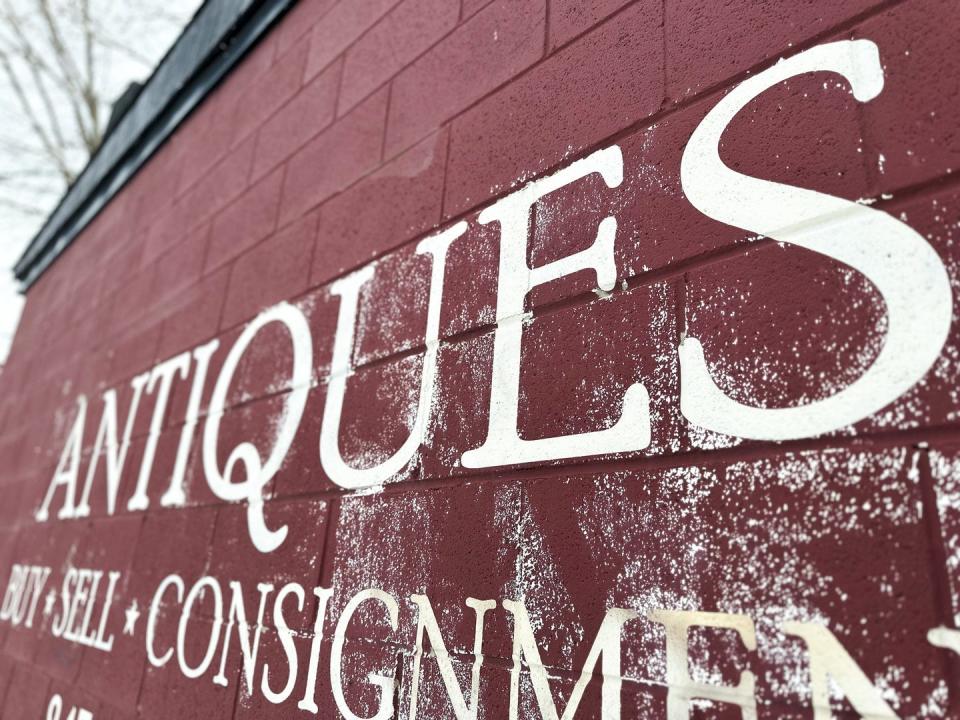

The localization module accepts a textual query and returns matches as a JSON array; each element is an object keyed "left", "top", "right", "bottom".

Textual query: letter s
[{"left": 679, "top": 39, "right": 951, "bottom": 441}]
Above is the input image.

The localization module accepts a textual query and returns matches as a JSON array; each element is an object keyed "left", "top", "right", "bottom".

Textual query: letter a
[{"left": 36, "top": 396, "right": 87, "bottom": 521}]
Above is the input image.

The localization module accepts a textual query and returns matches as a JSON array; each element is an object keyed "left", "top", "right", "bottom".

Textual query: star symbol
[
  {"left": 123, "top": 599, "right": 141, "bottom": 636},
  {"left": 43, "top": 590, "right": 56, "bottom": 617}
]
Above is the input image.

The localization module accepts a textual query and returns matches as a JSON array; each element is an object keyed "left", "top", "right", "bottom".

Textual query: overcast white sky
[{"left": 0, "top": 0, "right": 203, "bottom": 362}]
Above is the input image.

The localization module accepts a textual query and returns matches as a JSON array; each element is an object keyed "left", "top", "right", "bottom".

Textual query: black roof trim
[{"left": 13, "top": 0, "right": 297, "bottom": 289}]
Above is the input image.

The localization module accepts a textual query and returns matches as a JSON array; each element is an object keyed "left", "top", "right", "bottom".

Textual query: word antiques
[{"left": 36, "top": 41, "right": 953, "bottom": 553}]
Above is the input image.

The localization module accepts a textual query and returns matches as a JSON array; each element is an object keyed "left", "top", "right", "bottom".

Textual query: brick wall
[{"left": 1, "top": 0, "right": 959, "bottom": 717}]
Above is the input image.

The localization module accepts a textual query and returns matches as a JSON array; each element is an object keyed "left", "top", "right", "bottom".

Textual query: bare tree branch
[
  {"left": 0, "top": 194, "right": 48, "bottom": 215},
  {"left": 0, "top": 0, "right": 201, "bottom": 243},
  {"left": 0, "top": 47, "right": 73, "bottom": 182},
  {"left": 17, "top": 39, "right": 69, "bottom": 152},
  {"left": 37, "top": 0, "right": 100, "bottom": 151}
]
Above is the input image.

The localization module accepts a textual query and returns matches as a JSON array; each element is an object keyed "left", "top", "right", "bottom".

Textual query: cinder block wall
[{"left": 1, "top": 0, "right": 959, "bottom": 717}]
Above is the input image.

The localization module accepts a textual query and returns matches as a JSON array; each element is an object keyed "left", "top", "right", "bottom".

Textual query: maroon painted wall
[{"left": 1, "top": 0, "right": 960, "bottom": 717}]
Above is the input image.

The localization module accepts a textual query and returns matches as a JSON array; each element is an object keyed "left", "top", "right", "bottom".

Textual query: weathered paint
[{"left": 1, "top": 1, "right": 960, "bottom": 718}]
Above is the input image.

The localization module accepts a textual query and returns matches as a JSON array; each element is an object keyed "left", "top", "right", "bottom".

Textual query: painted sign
[{"left": 2, "top": 2, "right": 960, "bottom": 718}]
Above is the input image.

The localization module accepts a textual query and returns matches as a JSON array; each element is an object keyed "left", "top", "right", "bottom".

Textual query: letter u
[{"left": 319, "top": 223, "right": 466, "bottom": 489}]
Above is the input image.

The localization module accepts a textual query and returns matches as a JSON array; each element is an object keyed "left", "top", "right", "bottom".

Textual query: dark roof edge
[{"left": 13, "top": 0, "right": 297, "bottom": 289}]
